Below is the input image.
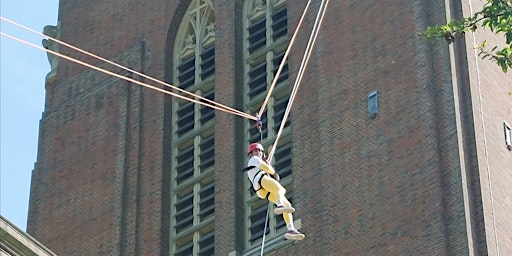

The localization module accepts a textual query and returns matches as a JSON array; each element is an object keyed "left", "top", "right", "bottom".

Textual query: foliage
[{"left": 423, "top": 0, "right": 512, "bottom": 73}]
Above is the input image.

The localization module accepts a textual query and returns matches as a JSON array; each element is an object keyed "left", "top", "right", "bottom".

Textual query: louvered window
[
  {"left": 249, "top": 202, "right": 269, "bottom": 242},
  {"left": 175, "top": 191, "right": 194, "bottom": 233},
  {"left": 200, "top": 90, "right": 215, "bottom": 124},
  {"left": 199, "top": 134, "right": 214, "bottom": 171},
  {"left": 176, "top": 145, "right": 194, "bottom": 184},
  {"left": 248, "top": 17, "right": 267, "bottom": 53},
  {"left": 176, "top": 102, "right": 195, "bottom": 136},
  {"left": 273, "top": 95, "right": 290, "bottom": 133},
  {"left": 243, "top": 0, "right": 294, "bottom": 249},
  {"left": 273, "top": 51, "right": 289, "bottom": 85},
  {"left": 199, "top": 182, "right": 215, "bottom": 220},
  {"left": 201, "top": 46, "right": 215, "bottom": 80},
  {"left": 248, "top": 60, "right": 267, "bottom": 99},
  {"left": 171, "top": 0, "right": 216, "bottom": 254},
  {"left": 274, "top": 142, "right": 291, "bottom": 179},
  {"left": 198, "top": 228, "right": 215, "bottom": 256},
  {"left": 271, "top": 6, "right": 287, "bottom": 40},
  {"left": 175, "top": 234, "right": 193, "bottom": 256},
  {"left": 178, "top": 56, "right": 196, "bottom": 89}
]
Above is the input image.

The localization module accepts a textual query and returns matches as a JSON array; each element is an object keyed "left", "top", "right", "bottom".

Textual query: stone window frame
[
  {"left": 242, "top": 0, "right": 296, "bottom": 252},
  {"left": 171, "top": 0, "right": 216, "bottom": 255}
]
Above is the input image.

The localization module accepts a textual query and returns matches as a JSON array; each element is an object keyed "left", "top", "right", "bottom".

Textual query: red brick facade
[{"left": 28, "top": 0, "right": 512, "bottom": 255}]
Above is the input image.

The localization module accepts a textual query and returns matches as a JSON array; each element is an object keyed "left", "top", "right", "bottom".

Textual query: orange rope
[
  {"left": 2, "top": 0, "right": 329, "bottom": 160},
  {"left": 1, "top": 16, "right": 257, "bottom": 121},
  {"left": 267, "top": 0, "right": 329, "bottom": 161},
  {"left": 1, "top": 31, "right": 258, "bottom": 120},
  {"left": 257, "top": 0, "right": 312, "bottom": 120},
  {"left": 259, "top": 0, "right": 329, "bottom": 253}
]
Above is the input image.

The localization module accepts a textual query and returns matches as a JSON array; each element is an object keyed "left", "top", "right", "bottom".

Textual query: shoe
[
  {"left": 284, "top": 230, "right": 305, "bottom": 240},
  {"left": 274, "top": 205, "right": 295, "bottom": 215}
]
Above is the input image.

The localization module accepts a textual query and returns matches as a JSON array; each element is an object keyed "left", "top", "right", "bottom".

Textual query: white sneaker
[
  {"left": 284, "top": 230, "right": 305, "bottom": 240},
  {"left": 274, "top": 205, "right": 295, "bottom": 215}
]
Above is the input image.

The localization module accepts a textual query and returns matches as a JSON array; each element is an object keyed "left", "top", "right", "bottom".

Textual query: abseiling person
[{"left": 245, "top": 142, "right": 305, "bottom": 241}]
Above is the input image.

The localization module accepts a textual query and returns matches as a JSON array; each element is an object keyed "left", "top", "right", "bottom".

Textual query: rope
[
  {"left": 258, "top": 1, "right": 328, "bottom": 254},
  {"left": 1, "top": 17, "right": 257, "bottom": 121},
  {"left": 255, "top": 121, "right": 271, "bottom": 256},
  {"left": 267, "top": 0, "right": 329, "bottom": 161},
  {"left": 257, "top": 0, "right": 313, "bottom": 119},
  {"left": 5, "top": 0, "right": 328, "bottom": 250},
  {"left": 260, "top": 203, "right": 271, "bottom": 256}
]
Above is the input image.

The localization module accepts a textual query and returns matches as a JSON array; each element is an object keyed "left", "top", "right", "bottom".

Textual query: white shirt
[{"left": 247, "top": 156, "right": 265, "bottom": 190}]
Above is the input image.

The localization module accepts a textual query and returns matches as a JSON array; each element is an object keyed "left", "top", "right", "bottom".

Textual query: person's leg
[
  {"left": 256, "top": 189, "right": 269, "bottom": 199},
  {"left": 261, "top": 179, "right": 305, "bottom": 240},
  {"left": 259, "top": 175, "right": 286, "bottom": 198},
  {"left": 267, "top": 195, "right": 295, "bottom": 230},
  {"left": 280, "top": 197, "right": 305, "bottom": 241},
  {"left": 260, "top": 176, "right": 295, "bottom": 214}
]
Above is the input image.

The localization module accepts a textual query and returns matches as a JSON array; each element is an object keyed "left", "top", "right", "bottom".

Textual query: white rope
[
  {"left": 259, "top": 1, "right": 329, "bottom": 254},
  {"left": 267, "top": 0, "right": 329, "bottom": 162},
  {"left": 257, "top": 0, "right": 313, "bottom": 119},
  {"left": 259, "top": 203, "right": 271, "bottom": 256}
]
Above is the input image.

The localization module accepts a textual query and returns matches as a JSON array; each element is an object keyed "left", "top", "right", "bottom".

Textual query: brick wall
[
  {"left": 213, "top": 0, "right": 239, "bottom": 255},
  {"left": 27, "top": 0, "right": 511, "bottom": 255},
  {"left": 460, "top": 0, "right": 512, "bottom": 254},
  {"left": 28, "top": 0, "right": 170, "bottom": 255}
]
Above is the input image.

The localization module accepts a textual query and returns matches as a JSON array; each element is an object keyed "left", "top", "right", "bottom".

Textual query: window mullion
[
  {"left": 193, "top": 124, "right": 201, "bottom": 176},
  {"left": 266, "top": 52, "right": 276, "bottom": 140},
  {"left": 195, "top": 10, "right": 201, "bottom": 85},
  {"left": 266, "top": 1, "right": 272, "bottom": 47},
  {"left": 244, "top": 0, "right": 291, "bottom": 249},
  {"left": 193, "top": 219, "right": 200, "bottom": 255},
  {"left": 193, "top": 184, "right": 200, "bottom": 219}
]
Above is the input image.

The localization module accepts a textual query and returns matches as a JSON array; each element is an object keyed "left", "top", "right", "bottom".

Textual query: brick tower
[{"left": 28, "top": 0, "right": 512, "bottom": 255}]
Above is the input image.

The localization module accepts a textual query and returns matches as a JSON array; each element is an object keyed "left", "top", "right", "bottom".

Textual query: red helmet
[{"left": 247, "top": 143, "right": 264, "bottom": 155}]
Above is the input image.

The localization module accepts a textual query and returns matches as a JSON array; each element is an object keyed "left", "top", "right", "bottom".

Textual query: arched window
[
  {"left": 171, "top": 0, "right": 215, "bottom": 255},
  {"left": 243, "top": 0, "right": 294, "bottom": 250}
]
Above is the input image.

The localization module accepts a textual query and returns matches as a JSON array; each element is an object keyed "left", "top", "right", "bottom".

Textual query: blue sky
[{"left": 1, "top": 0, "right": 59, "bottom": 231}]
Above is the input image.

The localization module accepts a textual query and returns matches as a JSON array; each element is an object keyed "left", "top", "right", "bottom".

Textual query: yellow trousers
[{"left": 256, "top": 175, "right": 293, "bottom": 225}]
